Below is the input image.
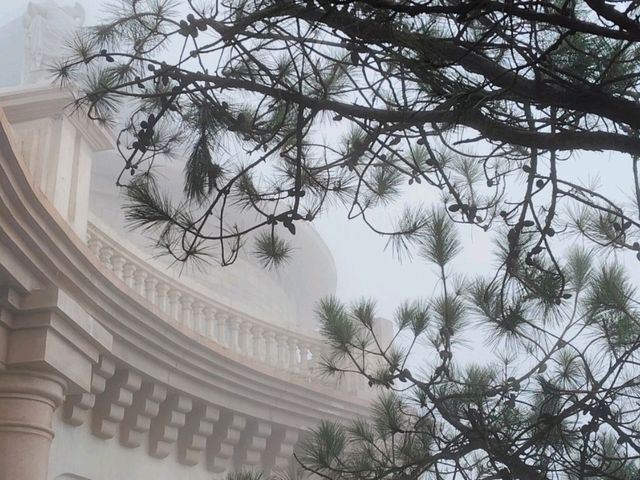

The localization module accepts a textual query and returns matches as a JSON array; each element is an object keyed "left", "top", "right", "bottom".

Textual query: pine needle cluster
[{"left": 55, "top": 1, "right": 640, "bottom": 477}]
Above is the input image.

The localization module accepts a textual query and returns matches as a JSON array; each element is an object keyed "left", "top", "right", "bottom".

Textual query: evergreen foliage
[
  {"left": 57, "top": 0, "right": 640, "bottom": 478},
  {"left": 301, "top": 220, "right": 640, "bottom": 480}
]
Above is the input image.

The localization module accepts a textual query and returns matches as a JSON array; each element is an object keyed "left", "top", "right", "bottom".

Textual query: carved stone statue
[{"left": 22, "top": 1, "right": 85, "bottom": 84}]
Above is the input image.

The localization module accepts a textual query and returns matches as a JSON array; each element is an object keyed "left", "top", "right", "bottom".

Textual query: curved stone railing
[
  {"left": 85, "top": 222, "right": 366, "bottom": 397},
  {"left": 0, "top": 85, "right": 376, "bottom": 480}
]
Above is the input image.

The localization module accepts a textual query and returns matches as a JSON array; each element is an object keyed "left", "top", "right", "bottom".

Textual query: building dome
[
  {"left": 0, "top": 1, "right": 338, "bottom": 333},
  {"left": 90, "top": 150, "right": 337, "bottom": 332},
  {"left": 0, "top": 4, "right": 371, "bottom": 480},
  {"left": 0, "top": 1, "right": 337, "bottom": 330}
]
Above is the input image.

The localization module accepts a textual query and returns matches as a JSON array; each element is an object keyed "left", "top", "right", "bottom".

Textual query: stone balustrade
[
  {"left": 86, "top": 223, "right": 366, "bottom": 397},
  {"left": 0, "top": 84, "right": 373, "bottom": 480}
]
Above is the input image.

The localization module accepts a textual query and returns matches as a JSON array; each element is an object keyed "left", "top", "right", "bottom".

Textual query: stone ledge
[
  {"left": 0, "top": 287, "right": 113, "bottom": 393},
  {"left": 0, "top": 98, "right": 370, "bottom": 432}
]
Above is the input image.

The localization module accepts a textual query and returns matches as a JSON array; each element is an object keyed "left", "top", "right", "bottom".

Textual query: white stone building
[{"left": 0, "top": 3, "right": 379, "bottom": 479}]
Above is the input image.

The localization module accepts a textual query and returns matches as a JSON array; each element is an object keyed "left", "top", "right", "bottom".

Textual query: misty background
[{"left": 0, "top": 0, "right": 634, "bottom": 327}]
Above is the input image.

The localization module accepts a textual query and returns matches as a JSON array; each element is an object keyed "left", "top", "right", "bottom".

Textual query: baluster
[
  {"left": 98, "top": 246, "right": 114, "bottom": 270},
  {"left": 203, "top": 307, "right": 217, "bottom": 340},
  {"left": 146, "top": 278, "right": 160, "bottom": 306},
  {"left": 251, "top": 326, "right": 264, "bottom": 361},
  {"left": 215, "top": 312, "right": 229, "bottom": 345},
  {"left": 327, "top": 347, "right": 342, "bottom": 390},
  {"left": 133, "top": 269, "right": 147, "bottom": 296},
  {"left": 110, "top": 255, "right": 126, "bottom": 279},
  {"left": 309, "top": 345, "right": 322, "bottom": 374},
  {"left": 299, "top": 342, "right": 310, "bottom": 377},
  {"left": 228, "top": 316, "right": 240, "bottom": 352},
  {"left": 87, "top": 237, "right": 102, "bottom": 256},
  {"left": 122, "top": 262, "right": 136, "bottom": 288},
  {"left": 239, "top": 321, "right": 252, "bottom": 356},
  {"left": 264, "top": 331, "right": 276, "bottom": 365},
  {"left": 322, "top": 346, "right": 333, "bottom": 373},
  {"left": 156, "top": 282, "right": 170, "bottom": 313},
  {"left": 276, "top": 334, "right": 288, "bottom": 369},
  {"left": 168, "top": 289, "right": 182, "bottom": 320},
  {"left": 192, "top": 301, "right": 205, "bottom": 333},
  {"left": 181, "top": 295, "right": 194, "bottom": 327},
  {"left": 288, "top": 338, "right": 300, "bottom": 373}
]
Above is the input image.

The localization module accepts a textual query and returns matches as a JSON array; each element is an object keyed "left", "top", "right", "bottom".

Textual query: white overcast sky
[{"left": 1, "top": 0, "right": 636, "bottom": 325}]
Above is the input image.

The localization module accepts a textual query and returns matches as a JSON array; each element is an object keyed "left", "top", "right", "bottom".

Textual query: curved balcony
[
  {"left": 85, "top": 219, "right": 366, "bottom": 397},
  {"left": 0, "top": 84, "right": 372, "bottom": 480},
  {"left": 89, "top": 152, "right": 339, "bottom": 333}
]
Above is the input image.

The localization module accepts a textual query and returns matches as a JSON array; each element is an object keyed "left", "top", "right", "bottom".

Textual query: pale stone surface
[
  {"left": 0, "top": 5, "right": 382, "bottom": 480},
  {"left": 50, "top": 413, "right": 212, "bottom": 480},
  {"left": 0, "top": 370, "right": 66, "bottom": 480},
  {"left": 23, "top": 1, "right": 85, "bottom": 84},
  {"left": 90, "top": 155, "right": 337, "bottom": 332},
  {"left": 0, "top": 85, "right": 114, "bottom": 238}
]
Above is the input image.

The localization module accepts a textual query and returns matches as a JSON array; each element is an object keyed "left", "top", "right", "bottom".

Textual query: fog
[{"left": 1, "top": 0, "right": 637, "bottom": 325}]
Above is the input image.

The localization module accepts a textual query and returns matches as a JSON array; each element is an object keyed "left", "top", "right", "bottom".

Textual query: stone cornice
[
  {"left": 0, "top": 85, "right": 114, "bottom": 151},
  {"left": 0, "top": 103, "right": 370, "bottom": 431},
  {"left": 0, "top": 287, "right": 112, "bottom": 393}
]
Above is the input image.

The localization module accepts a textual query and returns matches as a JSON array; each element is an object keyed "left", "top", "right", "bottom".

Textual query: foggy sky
[{"left": 1, "top": 0, "right": 636, "bottom": 327}]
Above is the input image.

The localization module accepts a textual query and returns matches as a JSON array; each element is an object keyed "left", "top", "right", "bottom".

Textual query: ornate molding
[
  {"left": 178, "top": 403, "right": 219, "bottom": 466},
  {"left": 0, "top": 88, "right": 372, "bottom": 477},
  {"left": 86, "top": 223, "right": 364, "bottom": 399}
]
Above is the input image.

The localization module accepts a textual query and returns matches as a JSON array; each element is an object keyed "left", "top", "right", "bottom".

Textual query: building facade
[{"left": 0, "top": 3, "right": 377, "bottom": 479}]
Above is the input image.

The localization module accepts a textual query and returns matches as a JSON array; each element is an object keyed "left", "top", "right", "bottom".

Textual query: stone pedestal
[
  {"left": 0, "top": 369, "right": 66, "bottom": 480},
  {"left": 0, "top": 85, "right": 113, "bottom": 239}
]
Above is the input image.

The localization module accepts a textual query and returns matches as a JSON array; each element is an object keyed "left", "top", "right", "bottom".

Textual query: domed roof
[
  {"left": 90, "top": 150, "right": 337, "bottom": 332},
  {"left": 0, "top": 0, "right": 338, "bottom": 332}
]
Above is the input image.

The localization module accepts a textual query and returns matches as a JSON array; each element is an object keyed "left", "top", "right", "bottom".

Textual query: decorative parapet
[
  {"left": 85, "top": 222, "right": 368, "bottom": 398},
  {"left": 0, "top": 85, "right": 373, "bottom": 479}
]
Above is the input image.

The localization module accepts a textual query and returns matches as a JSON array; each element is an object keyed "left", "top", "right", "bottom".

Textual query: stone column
[
  {"left": 0, "top": 369, "right": 66, "bottom": 480},
  {"left": 0, "top": 287, "right": 112, "bottom": 480}
]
